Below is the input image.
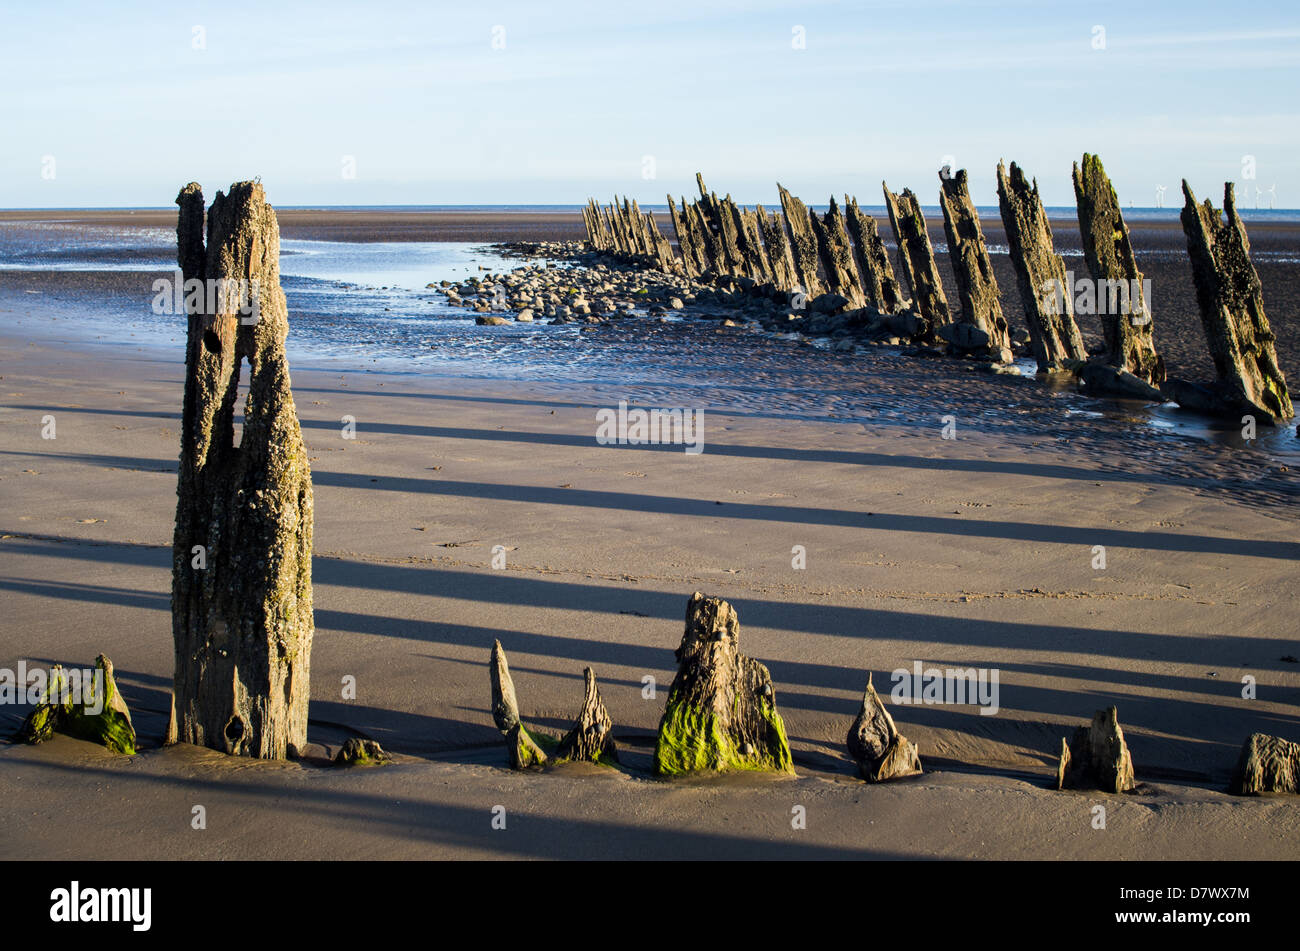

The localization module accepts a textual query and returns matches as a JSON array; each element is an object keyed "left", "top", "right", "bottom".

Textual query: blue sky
[{"left": 2, "top": 0, "right": 1298, "bottom": 208}]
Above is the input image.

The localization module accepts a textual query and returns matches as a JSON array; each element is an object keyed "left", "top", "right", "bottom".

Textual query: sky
[{"left": 1, "top": 0, "right": 1298, "bottom": 208}]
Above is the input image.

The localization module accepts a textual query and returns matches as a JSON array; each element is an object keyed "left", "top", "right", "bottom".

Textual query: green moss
[
  {"left": 652, "top": 697, "right": 794, "bottom": 777},
  {"left": 14, "top": 660, "right": 136, "bottom": 755}
]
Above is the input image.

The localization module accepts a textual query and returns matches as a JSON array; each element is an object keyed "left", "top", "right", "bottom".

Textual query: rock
[
  {"left": 847, "top": 673, "right": 922, "bottom": 782},
  {"left": 553, "top": 668, "right": 619, "bottom": 766},
  {"left": 489, "top": 640, "right": 549, "bottom": 770},
  {"left": 810, "top": 292, "right": 851, "bottom": 314},
  {"left": 937, "top": 320, "right": 991, "bottom": 353},
  {"left": 653, "top": 593, "right": 795, "bottom": 776},
  {"left": 668, "top": 297, "right": 684, "bottom": 310},
  {"left": 938, "top": 168, "right": 1013, "bottom": 360},
  {"left": 1230, "top": 733, "right": 1300, "bottom": 795},
  {"left": 996, "top": 161, "right": 1089, "bottom": 373},
  {"left": 13, "top": 654, "right": 136, "bottom": 754},
  {"left": 475, "top": 316, "right": 510, "bottom": 326},
  {"left": 515, "top": 308, "right": 534, "bottom": 322},
  {"left": 334, "top": 737, "right": 391, "bottom": 767},
  {"left": 1180, "top": 180, "right": 1293, "bottom": 422},
  {"left": 1075, "top": 361, "right": 1163, "bottom": 401},
  {"left": 883, "top": 182, "right": 951, "bottom": 340},
  {"left": 171, "top": 182, "right": 314, "bottom": 759},
  {"left": 1073, "top": 154, "right": 1165, "bottom": 386},
  {"left": 1056, "top": 707, "right": 1135, "bottom": 793}
]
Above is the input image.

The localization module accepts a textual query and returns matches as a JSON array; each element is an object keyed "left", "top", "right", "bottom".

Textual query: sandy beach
[{"left": 2, "top": 203, "right": 1298, "bottom": 859}]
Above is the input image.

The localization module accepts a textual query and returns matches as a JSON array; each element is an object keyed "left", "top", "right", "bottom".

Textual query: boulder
[{"left": 1230, "top": 733, "right": 1300, "bottom": 795}]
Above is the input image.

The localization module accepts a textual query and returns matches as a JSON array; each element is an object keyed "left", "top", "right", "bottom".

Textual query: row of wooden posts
[{"left": 583, "top": 157, "right": 1293, "bottom": 424}]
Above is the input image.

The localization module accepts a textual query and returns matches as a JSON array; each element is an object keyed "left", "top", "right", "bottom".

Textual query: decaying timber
[
  {"left": 13, "top": 654, "right": 136, "bottom": 754},
  {"left": 1177, "top": 181, "right": 1293, "bottom": 422},
  {"left": 653, "top": 593, "right": 794, "bottom": 776},
  {"left": 553, "top": 667, "right": 619, "bottom": 765},
  {"left": 996, "top": 161, "right": 1088, "bottom": 373},
  {"left": 812, "top": 197, "right": 866, "bottom": 307},
  {"left": 1230, "top": 732, "right": 1300, "bottom": 795},
  {"left": 883, "top": 183, "right": 950, "bottom": 339},
  {"left": 846, "top": 673, "right": 921, "bottom": 782},
  {"left": 1072, "top": 154, "right": 1164, "bottom": 386},
  {"left": 171, "top": 181, "right": 314, "bottom": 759},
  {"left": 778, "top": 184, "right": 826, "bottom": 298},
  {"left": 1056, "top": 707, "right": 1135, "bottom": 793},
  {"left": 938, "top": 168, "right": 1012, "bottom": 361},
  {"left": 845, "top": 196, "right": 903, "bottom": 313}
]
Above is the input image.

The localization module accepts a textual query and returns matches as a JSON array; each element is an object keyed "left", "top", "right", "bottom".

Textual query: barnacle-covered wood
[{"left": 171, "top": 181, "right": 314, "bottom": 760}]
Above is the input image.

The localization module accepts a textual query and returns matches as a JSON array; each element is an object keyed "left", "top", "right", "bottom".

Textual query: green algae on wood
[
  {"left": 1177, "top": 181, "right": 1294, "bottom": 422},
  {"left": 14, "top": 654, "right": 137, "bottom": 754},
  {"left": 652, "top": 593, "right": 794, "bottom": 777},
  {"left": 334, "top": 737, "right": 391, "bottom": 767}
]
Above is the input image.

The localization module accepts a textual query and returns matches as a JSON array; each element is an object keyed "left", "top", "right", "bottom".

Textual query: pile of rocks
[{"left": 430, "top": 240, "right": 1038, "bottom": 369}]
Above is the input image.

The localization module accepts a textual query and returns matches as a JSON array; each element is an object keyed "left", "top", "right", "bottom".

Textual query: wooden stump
[
  {"left": 1056, "top": 707, "right": 1135, "bottom": 793},
  {"left": 844, "top": 196, "right": 903, "bottom": 313},
  {"left": 13, "top": 654, "right": 136, "bottom": 754},
  {"left": 554, "top": 668, "right": 619, "bottom": 765},
  {"left": 1072, "top": 154, "right": 1164, "bottom": 386},
  {"left": 757, "top": 205, "right": 801, "bottom": 292},
  {"left": 653, "top": 593, "right": 794, "bottom": 776},
  {"left": 846, "top": 673, "right": 921, "bottom": 782},
  {"left": 938, "top": 169, "right": 1013, "bottom": 360},
  {"left": 1179, "top": 181, "right": 1293, "bottom": 422},
  {"left": 996, "top": 161, "right": 1088, "bottom": 373},
  {"left": 777, "top": 184, "right": 826, "bottom": 298},
  {"left": 489, "top": 640, "right": 549, "bottom": 769},
  {"left": 883, "top": 182, "right": 951, "bottom": 339},
  {"left": 1230, "top": 733, "right": 1300, "bottom": 795},
  {"left": 171, "top": 182, "right": 314, "bottom": 759},
  {"left": 812, "top": 197, "right": 867, "bottom": 308}
]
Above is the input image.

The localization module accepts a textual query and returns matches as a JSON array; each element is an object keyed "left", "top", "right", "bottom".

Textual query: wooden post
[
  {"left": 777, "top": 184, "right": 825, "bottom": 297},
  {"left": 996, "top": 161, "right": 1088, "bottom": 373},
  {"left": 1180, "top": 181, "right": 1293, "bottom": 422},
  {"left": 883, "top": 182, "right": 951, "bottom": 338},
  {"left": 171, "top": 181, "right": 314, "bottom": 759},
  {"left": 1073, "top": 154, "right": 1164, "bottom": 386},
  {"left": 844, "top": 196, "right": 903, "bottom": 313},
  {"left": 811, "top": 197, "right": 867, "bottom": 307},
  {"left": 938, "top": 168, "right": 1013, "bottom": 360}
]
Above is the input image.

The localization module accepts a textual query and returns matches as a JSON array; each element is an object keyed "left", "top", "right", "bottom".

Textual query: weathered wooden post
[
  {"left": 171, "top": 181, "right": 314, "bottom": 759},
  {"left": 667, "top": 196, "right": 705, "bottom": 277},
  {"left": 777, "top": 184, "right": 825, "bottom": 297},
  {"left": 1073, "top": 154, "right": 1164, "bottom": 386},
  {"left": 757, "top": 205, "right": 800, "bottom": 292},
  {"left": 938, "top": 169, "right": 1013, "bottom": 360},
  {"left": 844, "top": 196, "right": 903, "bottom": 313},
  {"left": 1179, "top": 181, "right": 1294, "bottom": 422},
  {"left": 811, "top": 197, "right": 867, "bottom": 307},
  {"left": 996, "top": 161, "right": 1088, "bottom": 373},
  {"left": 883, "top": 182, "right": 951, "bottom": 338}
]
